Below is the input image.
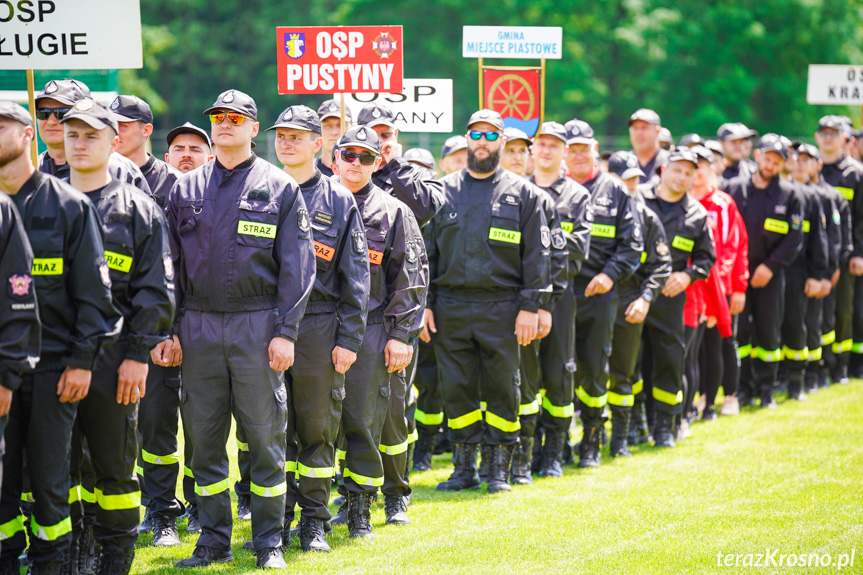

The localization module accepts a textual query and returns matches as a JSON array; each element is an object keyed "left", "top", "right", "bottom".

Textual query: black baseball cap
[
  {"left": 203, "top": 89, "right": 257, "bottom": 120},
  {"left": 110, "top": 95, "right": 153, "bottom": 124},
  {"left": 536, "top": 121, "right": 567, "bottom": 144},
  {"left": 564, "top": 119, "right": 595, "bottom": 145},
  {"left": 756, "top": 133, "right": 788, "bottom": 159},
  {"left": 317, "top": 99, "right": 353, "bottom": 122},
  {"left": 441, "top": 135, "right": 467, "bottom": 158},
  {"left": 503, "top": 127, "right": 531, "bottom": 146},
  {"left": 466, "top": 109, "right": 504, "bottom": 132},
  {"left": 336, "top": 125, "right": 380, "bottom": 154},
  {"left": 60, "top": 99, "right": 118, "bottom": 133},
  {"left": 689, "top": 145, "right": 714, "bottom": 164},
  {"left": 357, "top": 102, "right": 396, "bottom": 129},
  {"left": 679, "top": 133, "right": 704, "bottom": 148},
  {"left": 404, "top": 148, "right": 435, "bottom": 170},
  {"left": 0, "top": 101, "right": 33, "bottom": 127},
  {"left": 796, "top": 143, "right": 820, "bottom": 160},
  {"left": 166, "top": 122, "right": 211, "bottom": 149},
  {"left": 608, "top": 151, "right": 644, "bottom": 180},
  {"left": 35, "top": 79, "right": 91, "bottom": 106},
  {"left": 628, "top": 108, "right": 661, "bottom": 127},
  {"left": 266, "top": 105, "right": 321, "bottom": 133}
]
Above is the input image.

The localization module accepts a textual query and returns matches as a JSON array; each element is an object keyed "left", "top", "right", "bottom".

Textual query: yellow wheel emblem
[{"left": 488, "top": 74, "right": 535, "bottom": 121}]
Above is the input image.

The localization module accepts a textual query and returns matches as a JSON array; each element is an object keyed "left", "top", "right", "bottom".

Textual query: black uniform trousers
[
  {"left": 380, "top": 369, "right": 410, "bottom": 499},
  {"left": 779, "top": 271, "right": 809, "bottom": 387},
  {"left": 517, "top": 340, "right": 541, "bottom": 440},
  {"left": 739, "top": 273, "right": 786, "bottom": 397},
  {"left": 180, "top": 309, "right": 287, "bottom": 552},
  {"left": 805, "top": 293, "right": 824, "bottom": 389},
  {"left": 434, "top": 295, "right": 521, "bottom": 446},
  {"left": 829, "top": 271, "right": 854, "bottom": 377},
  {"left": 137, "top": 363, "right": 185, "bottom": 519},
  {"left": 853, "top": 277, "right": 863, "bottom": 366},
  {"left": 608, "top": 288, "right": 645, "bottom": 415},
  {"left": 641, "top": 293, "right": 687, "bottom": 416},
  {"left": 0, "top": 368, "right": 75, "bottom": 564},
  {"left": 283, "top": 311, "right": 344, "bottom": 521},
  {"left": 70, "top": 341, "right": 140, "bottom": 551},
  {"left": 413, "top": 341, "right": 442, "bottom": 433},
  {"left": 234, "top": 423, "right": 251, "bottom": 501},
  {"left": 699, "top": 310, "right": 738, "bottom": 406},
  {"left": 683, "top": 323, "right": 705, "bottom": 416},
  {"left": 538, "top": 287, "right": 577, "bottom": 432},
  {"left": 573, "top": 277, "right": 618, "bottom": 420},
  {"left": 340, "top": 320, "right": 390, "bottom": 494}
]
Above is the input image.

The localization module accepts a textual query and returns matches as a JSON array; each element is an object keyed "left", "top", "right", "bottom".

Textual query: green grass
[{"left": 132, "top": 383, "right": 863, "bottom": 574}]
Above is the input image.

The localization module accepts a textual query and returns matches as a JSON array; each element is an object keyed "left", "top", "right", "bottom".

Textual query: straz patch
[
  {"left": 9, "top": 275, "right": 31, "bottom": 296},
  {"left": 802, "top": 220, "right": 811, "bottom": 233},
  {"left": 836, "top": 186, "right": 854, "bottom": 201},
  {"left": 368, "top": 249, "right": 384, "bottom": 265},
  {"left": 32, "top": 258, "right": 63, "bottom": 275},
  {"left": 314, "top": 211, "right": 334, "bottom": 226},
  {"left": 560, "top": 221, "right": 574, "bottom": 234},
  {"left": 551, "top": 228, "right": 566, "bottom": 250},
  {"left": 540, "top": 226, "right": 551, "bottom": 248},
  {"left": 764, "top": 218, "right": 789, "bottom": 234},
  {"left": 314, "top": 241, "right": 335, "bottom": 262},
  {"left": 489, "top": 227, "right": 521, "bottom": 244},
  {"left": 671, "top": 235, "right": 694, "bottom": 252},
  {"left": 298, "top": 209, "right": 311, "bottom": 232},
  {"left": 238, "top": 221, "right": 277, "bottom": 238},
  {"left": 590, "top": 224, "right": 615, "bottom": 238},
  {"left": 352, "top": 231, "right": 366, "bottom": 255},
  {"left": 105, "top": 251, "right": 133, "bottom": 273}
]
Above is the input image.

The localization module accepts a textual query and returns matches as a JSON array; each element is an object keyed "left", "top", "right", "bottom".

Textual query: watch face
[{"left": 643, "top": 293, "right": 653, "bottom": 303}]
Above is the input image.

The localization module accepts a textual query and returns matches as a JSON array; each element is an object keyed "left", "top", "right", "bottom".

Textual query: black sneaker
[
  {"left": 255, "top": 547, "right": 286, "bottom": 570},
  {"left": 174, "top": 546, "right": 233, "bottom": 569},
  {"left": 384, "top": 495, "right": 410, "bottom": 526},
  {"left": 298, "top": 516, "right": 330, "bottom": 552},
  {"left": 236, "top": 495, "right": 251, "bottom": 521},
  {"left": 152, "top": 515, "right": 181, "bottom": 547}
]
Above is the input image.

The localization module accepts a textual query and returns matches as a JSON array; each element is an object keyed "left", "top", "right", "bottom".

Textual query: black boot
[
  {"left": 759, "top": 386, "right": 777, "bottom": 409},
  {"left": 236, "top": 494, "right": 251, "bottom": 521},
  {"left": 30, "top": 562, "right": 62, "bottom": 575},
  {"left": 578, "top": 419, "right": 603, "bottom": 468},
  {"left": 95, "top": 547, "right": 134, "bottom": 575},
  {"left": 384, "top": 494, "right": 410, "bottom": 525},
  {"left": 487, "top": 445, "right": 514, "bottom": 494},
  {"left": 509, "top": 437, "right": 534, "bottom": 485},
  {"left": 538, "top": 431, "right": 564, "bottom": 477},
  {"left": 60, "top": 545, "right": 78, "bottom": 575},
  {"left": 531, "top": 428, "right": 544, "bottom": 473},
  {"left": 787, "top": 378, "right": 808, "bottom": 401},
  {"left": 628, "top": 403, "right": 650, "bottom": 445},
  {"left": 609, "top": 410, "right": 632, "bottom": 458},
  {"left": 152, "top": 514, "right": 181, "bottom": 547},
  {"left": 329, "top": 498, "right": 348, "bottom": 525},
  {"left": 412, "top": 429, "right": 435, "bottom": 472},
  {"left": 347, "top": 491, "right": 375, "bottom": 538},
  {"left": 478, "top": 444, "right": 492, "bottom": 483},
  {"left": 298, "top": 515, "right": 330, "bottom": 552},
  {"left": 653, "top": 412, "right": 676, "bottom": 448},
  {"left": 436, "top": 443, "right": 481, "bottom": 491},
  {"left": 185, "top": 504, "right": 201, "bottom": 534}
]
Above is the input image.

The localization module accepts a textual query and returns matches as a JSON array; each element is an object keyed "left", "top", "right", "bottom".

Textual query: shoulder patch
[
  {"left": 406, "top": 241, "right": 418, "bottom": 264},
  {"left": 551, "top": 228, "right": 566, "bottom": 250},
  {"left": 298, "top": 208, "right": 311, "bottom": 232},
  {"left": 8, "top": 274, "right": 32, "bottom": 298},
  {"left": 540, "top": 226, "right": 551, "bottom": 248},
  {"left": 99, "top": 262, "right": 112, "bottom": 288},
  {"left": 163, "top": 254, "right": 174, "bottom": 281},
  {"left": 656, "top": 241, "right": 669, "bottom": 257},
  {"left": 352, "top": 230, "right": 366, "bottom": 255}
]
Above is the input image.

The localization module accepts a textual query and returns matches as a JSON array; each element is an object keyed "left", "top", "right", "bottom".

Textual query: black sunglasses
[
  {"left": 339, "top": 149, "right": 378, "bottom": 166},
  {"left": 35, "top": 108, "right": 71, "bottom": 121}
]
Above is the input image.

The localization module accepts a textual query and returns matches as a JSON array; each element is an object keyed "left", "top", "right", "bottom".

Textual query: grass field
[{"left": 132, "top": 383, "right": 863, "bottom": 574}]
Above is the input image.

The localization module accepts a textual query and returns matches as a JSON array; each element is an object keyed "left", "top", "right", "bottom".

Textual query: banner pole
[
  {"left": 539, "top": 59, "right": 546, "bottom": 137},
  {"left": 27, "top": 70, "right": 39, "bottom": 167},
  {"left": 478, "top": 58, "right": 484, "bottom": 109},
  {"left": 340, "top": 92, "right": 346, "bottom": 135}
]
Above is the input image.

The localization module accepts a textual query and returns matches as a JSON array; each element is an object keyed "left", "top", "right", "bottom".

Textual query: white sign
[
  {"left": 335, "top": 78, "right": 453, "bottom": 133},
  {"left": 0, "top": 0, "right": 142, "bottom": 70},
  {"left": 462, "top": 26, "right": 562, "bottom": 60},
  {"left": 807, "top": 65, "right": 863, "bottom": 105}
]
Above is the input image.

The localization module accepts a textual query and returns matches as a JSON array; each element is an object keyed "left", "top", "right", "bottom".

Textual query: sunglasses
[
  {"left": 339, "top": 149, "right": 378, "bottom": 166},
  {"left": 35, "top": 108, "right": 71, "bottom": 121},
  {"left": 209, "top": 112, "right": 246, "bottom": 126},
  {"left": 468, "top": 130, "right": 501, "bottom": 141}
]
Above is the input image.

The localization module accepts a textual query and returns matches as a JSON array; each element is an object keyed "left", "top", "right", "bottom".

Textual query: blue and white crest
[{"left": 285, "top": 33, "right": 305, "bottom": 59}]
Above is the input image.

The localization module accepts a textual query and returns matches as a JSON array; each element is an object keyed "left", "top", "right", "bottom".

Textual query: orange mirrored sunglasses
[{"left": 209, "top": 112, "right": 246, "bottom": 126}]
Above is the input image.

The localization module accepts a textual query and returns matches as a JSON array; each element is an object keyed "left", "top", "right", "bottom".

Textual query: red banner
[
  {"left": 482, "top": 67, "right": 542, "bottom": 136},
  {"left": 277, "top": 26, "right": 404, "bottom": 95}
]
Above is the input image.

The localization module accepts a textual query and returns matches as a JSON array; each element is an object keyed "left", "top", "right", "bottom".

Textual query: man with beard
[
  {"left": 424, "top": 109, "right": 550, "bottom": 494},
  {"left": 628, "top": 109, "right": 668, "bottom": 187},
  {"left": 726, "top": 134, "right": 804, "bottom": 408},
  {"left": 315, "top": 100, "right": 352, "bottom": 178},
  {"left": 165, "top": 123, "right": 213, "bottom": 174}
]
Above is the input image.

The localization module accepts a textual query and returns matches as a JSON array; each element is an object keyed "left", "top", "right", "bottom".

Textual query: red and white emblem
[
  {"left": 372, "top": 32, "right": 397, "bottom": 59},
  {"left": 9, "top": 274, "right": 31, "bottom": 296}
]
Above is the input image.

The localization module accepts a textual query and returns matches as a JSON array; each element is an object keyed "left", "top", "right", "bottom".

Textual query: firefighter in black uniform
[
  {"left": 718, "top": 123, "right": 758, "bottom": 183},
  {"left": 526, "top": 122, "right": 591, "bottom": 479},
  {"left": 424, "top": 109, "right": 550, "bottom": 494},
  {"left": 815, "top": 116, "right": 863, "bottom": 382},
  {"left": 638, "top": 150, "right": 715, "bottom": 446},
  {"left": 606, "top": 151, "right": 671, "bottom": 456},
  {"left": 628, "top": 109, "right": 669, "bottom": 187},
  {"left": 0, "top": 101, "right": 120, "bottom": 575},
  {"left": 0, "top": 103, "right": 41, "bottom": 503},
  {"left": 781, "top": 144, "right": 830, "bottom": 400},
  {"left": 33, "top": 80, "right": 151, "bottom": 195},
  {"left": 564, "top": 118, "right": 643, "bottom": 467},
  {"left": 267, "top": 106, "right": 369, "bottom": 550},
  {"left": 164, "top": 89, "right": 316, "bottom": 570},
  {"left": 165, "top": 123, "right": 212, "bottom": 174},
  {"left": 61, "top": 100, "right": 175, "bottom": 575},
  {"left": 357, "top": 102, "right": 442, "bottom": 518},
  {"left": 315, "top": 100, "right": 352, "bottom": 178},
  {"left": 330, "top": 126, "right": 426, "bottom": 536},
  {"left": 726, "top": 135, "right": 804, "bottom": 408}
]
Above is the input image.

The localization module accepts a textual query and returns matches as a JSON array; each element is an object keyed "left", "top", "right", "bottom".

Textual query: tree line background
[{"left": 128, "top": 0, "right": 863, "bottom": 154}]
